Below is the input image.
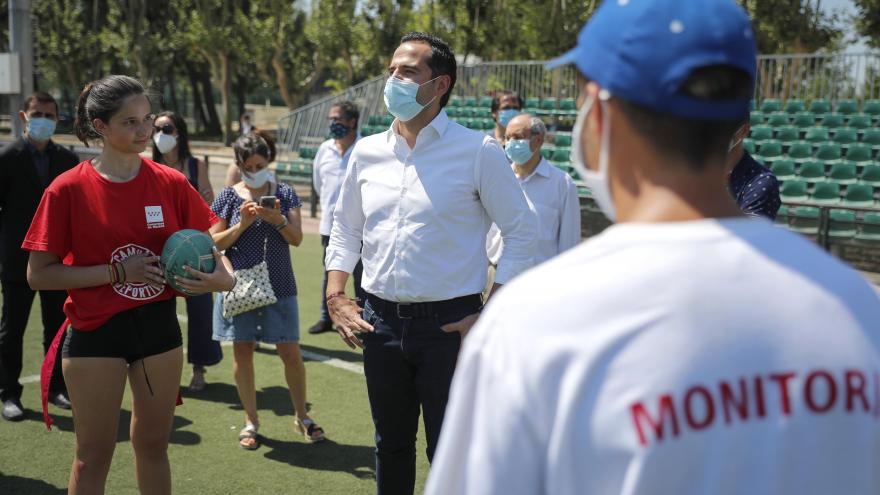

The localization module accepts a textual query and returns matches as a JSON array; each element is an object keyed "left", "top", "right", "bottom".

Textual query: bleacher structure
[{"left": 276, "top": 53, "right": 880, "bottom": 272}]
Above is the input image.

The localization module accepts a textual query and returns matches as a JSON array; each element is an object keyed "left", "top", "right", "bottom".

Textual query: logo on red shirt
[
  {"left": 110, "top": 244, "right": 165, "bottom": 300},
  {"left": 145, "top": 206, "right": 165, "bottom": 229}
]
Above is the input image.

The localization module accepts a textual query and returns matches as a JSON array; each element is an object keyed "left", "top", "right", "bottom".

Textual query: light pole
[{"left": 9, "top": 0, "right": 33, "bottom": 137}]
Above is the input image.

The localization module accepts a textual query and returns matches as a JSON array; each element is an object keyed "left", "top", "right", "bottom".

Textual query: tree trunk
[
  {"left": 199, "top": 68, "right": 222, "bottom": 136},
  {"left": 186, "top": 64, "right": 207, "bottom": 133},
  {"left": 272, "top": 49, "right": 296, "bottom": 109},
  {"left": 235, "top": 71, "right": 247, "bottom": 120},
  {"left": 168, "top": 72, "right": 180, "bottom": 113},
  {"left": 220, "top": 53, "right": 234, "bottom": 145}
]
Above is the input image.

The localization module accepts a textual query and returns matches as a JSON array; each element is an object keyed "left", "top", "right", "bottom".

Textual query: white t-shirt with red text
[{"left": 427, "top": 218, "right": 880, "bottom": 495}]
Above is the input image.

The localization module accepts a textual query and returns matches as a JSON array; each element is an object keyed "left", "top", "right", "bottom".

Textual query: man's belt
[{"left": 366, "top": 293, "right": 482, "bottom": 320}]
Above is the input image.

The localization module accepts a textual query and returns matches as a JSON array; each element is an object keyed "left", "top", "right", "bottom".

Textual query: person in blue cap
[{"left": 425, "top": 1, "right": 880, "bottom": 494}]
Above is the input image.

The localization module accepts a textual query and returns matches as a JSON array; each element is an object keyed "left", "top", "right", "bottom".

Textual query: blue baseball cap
[{"left": 548, "top": 0, "right": 757, "bottom": 121}]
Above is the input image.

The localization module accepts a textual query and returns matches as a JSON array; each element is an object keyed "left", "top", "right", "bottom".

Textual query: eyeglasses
[{"left": 154, "top": 124, "right": 175, "bottom": 134}]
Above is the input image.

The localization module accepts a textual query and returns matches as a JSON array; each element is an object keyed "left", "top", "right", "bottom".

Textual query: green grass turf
[{"left": 0, "top": 233, "right": 430, "bottom": 494}]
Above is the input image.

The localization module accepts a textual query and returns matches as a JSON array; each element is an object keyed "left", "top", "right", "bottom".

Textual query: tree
[
  {"left": 852, "top": 0, "right": 880, "bottom": 48},
  {"left": 737, "top": 0, "right": 842, "bottom": 53}
]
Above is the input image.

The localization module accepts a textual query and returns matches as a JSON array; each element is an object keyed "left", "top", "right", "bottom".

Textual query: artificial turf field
[{"left": 0, "top": 233, "right": 431, "bottom": 494}]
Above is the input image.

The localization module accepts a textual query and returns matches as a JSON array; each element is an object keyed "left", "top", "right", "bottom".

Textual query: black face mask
[{"left": 330, "top": 122, "right": 351, "bottom": 139}]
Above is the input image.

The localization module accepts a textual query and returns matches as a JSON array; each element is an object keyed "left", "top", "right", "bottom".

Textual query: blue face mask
[
  {"left": 27, "top": 117, "right": 56, "bottom": 142},
  {"left": 383, "top": 76, "right": 439, "bottom": 122},
  {"left": 505, "top": 138, "right": 535, "bottom": 165},
  {"left": 498, "top": 108, "right": 520, "bottom": 127},
  {"left": 330, "top": 122, "right": 351, "bottom": 139}
]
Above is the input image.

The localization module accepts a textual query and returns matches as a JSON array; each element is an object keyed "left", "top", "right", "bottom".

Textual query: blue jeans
[
  {"left": 320, "top": 235, "right": 365, "bottom": 322},
  {"left": 361, "top": 294, "right": 481, "bottom": 495}
]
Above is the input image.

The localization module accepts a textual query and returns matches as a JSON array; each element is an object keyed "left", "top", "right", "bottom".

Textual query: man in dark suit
[{"left": 0, "top": 91, "right": 79, "bottom": 421}]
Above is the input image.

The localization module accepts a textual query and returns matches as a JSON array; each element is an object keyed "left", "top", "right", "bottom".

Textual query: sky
[{"left": 822, "top": 0, "right": 870, "bottom": 52}]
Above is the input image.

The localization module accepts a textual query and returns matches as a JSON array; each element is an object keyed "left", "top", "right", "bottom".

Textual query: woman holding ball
[{"left": 23, "top": 75, "right": 235, "bottom": 495}]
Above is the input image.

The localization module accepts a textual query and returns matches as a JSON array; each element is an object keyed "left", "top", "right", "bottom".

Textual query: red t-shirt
[{"left": 22, "top": 158, "right": 218, "bottom": 330}]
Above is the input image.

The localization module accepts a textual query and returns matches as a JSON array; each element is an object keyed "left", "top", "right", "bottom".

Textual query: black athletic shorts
[{"left": 62, "top": 298, "right": 182, "bottom": 363}]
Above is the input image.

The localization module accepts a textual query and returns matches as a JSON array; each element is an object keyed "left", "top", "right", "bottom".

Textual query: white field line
[{"left": 20, "top": 314, "right": 363, "bottom": 384}]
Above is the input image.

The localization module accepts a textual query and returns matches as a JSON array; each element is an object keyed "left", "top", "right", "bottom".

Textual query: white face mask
[
  {"left": 153, "top": 132, "right": 178, "bottom": 154},
  {"left": 571, "top": 89, "right": 615, "bottom": 221},
  {"left": 242, "top": 167, "right": 271, "bottom": 188}
]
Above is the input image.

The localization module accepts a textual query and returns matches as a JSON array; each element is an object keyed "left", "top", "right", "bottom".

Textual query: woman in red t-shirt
[{"left": 22, "top": 75, "right": 235, "bottom": 494}]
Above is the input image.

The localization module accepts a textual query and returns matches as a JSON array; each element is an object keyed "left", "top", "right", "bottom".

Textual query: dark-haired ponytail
[{"left": 74, "top": 83, "right": 97, "bottom": 145}]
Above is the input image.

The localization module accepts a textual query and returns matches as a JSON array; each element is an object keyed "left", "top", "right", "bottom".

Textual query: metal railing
[
  {"left": 278, "top": 53, "right": 880, "bottom": 156},
  {"left": 754, "top": 52, "right": 880, "bottom": 103}
]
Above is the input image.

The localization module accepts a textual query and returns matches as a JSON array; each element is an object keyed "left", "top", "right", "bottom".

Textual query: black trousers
[{"left": 0, "top": 280, "right": 67, "bottom": 401}]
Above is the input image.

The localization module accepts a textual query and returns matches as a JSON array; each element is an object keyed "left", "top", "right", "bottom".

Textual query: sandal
[
  {"left": 189, "top": 366, "right": 207, "bottom": 392},
  {"left": 238, "top": 424, "right": 260, "bottom": 450},
  {"left": 294, "top": 417, "right": 326, "bottom": 443}
]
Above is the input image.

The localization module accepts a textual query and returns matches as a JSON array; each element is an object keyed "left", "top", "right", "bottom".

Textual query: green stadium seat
[
  {"left": 551, "top": 148, "right": 570, "bottom": 162},
  {"left": 760, "top": 99, "right": 781, "bottom": 113},
  {"left": 540, "top": 98, "right": 558, "bottom": 111},
  {"left": 835, "top": 100, "right": 859, "bottom": 115},
  {"left": 789, "top": 206, "right": 821, "bottom": 235},
  {"left": 810, "top": 99, "right": 831, "bottom": 114},
  {"left": 559, "top": 98, "right": 576, "bottom": 112},
  {"left": 554, "top": 134, "right": 572, "bottom": 147},
  {"left": 479, "top": 96, "right": 493, "bottom": 108},
  {"left": 828, "top": 209, "right": 857, "bottom": 239},
  {"left": 750, "top": 125, "right": 773, "bottom": 141},
  {"left": 381, "top": 115, "right": 394, "bottom": 126},
  {"left": 743, "top": 139, "right": 756, "bottom": 155},
  {"left": 463, "top": 97, "right": 477, "bottom": 107},
  {"left": 445, "top": 107, "right": 462, "bottom": 118},
  {"left": 804, "top": 127, "right": 829, "bottom": 143},
  {"left": 856, "top": 212, "right": 880, "bottom": 242},
  {"left": 843, "top": 183, "right": 876, "bottom": 207},
  {"left": 846, "top": 144, "right": 873, "bottom": 164},
  {"left": 367, "top": 115, "right": 383, "bottom": 125},
  {"left": 540, "top": 148, "right": 553, "bottom": 159},
  {"left": 770, "top": 159, "right": 796, "bottom": 180},
  {"left": 847, "top": 114, "right": 873, "bottom": 129},
  {"left": 449, "top": 96, "right": 462, "bottom": 107},
  {"left": 780, "top": 180, "right": 809, "bottom": 202},
  {"left": 832, "top": 128, "right": 859, "bottom": 145},
  {"left": 749, "top": 111, "right": 765, "bottom": 126},
  {"left": 473, "top": 108, "right": 493, "bottom": 119},
  {"left": 798, "top": 160, "right": 826, "bottom": 183},
  {"left": 860, "top": 165, "right": 880, "bottom": 185},
  {"left": 784, "top": 99, "right": 805, "bottom": 114},
  {"left": 775, "top": 126, "right": 799, "bottom": 144},
  {"left": 828, "top": 162, "right": 858, "bottom": 185},
  {"left": 756, "top": 141, "right": 783, "bottom": 163},
  {"left": 524, "top": 97, "right": 540, "bottom": 111},
  {"left": 776, "top": 205, "right": 790, "bottom": 225},
  {"left": 767, "top": 113, "right": 790, "bottom": 127},
  {"left": 787, "top": 142, "right": 813, "bottom": 160},
  {"left": 861, "top": 129, "right": 880, "bottom": 148},
  {"left": 862, "top": 100, "right": 880, "bottom": 117},
  {"left": 790, "top": 113, "right": 816, "bottom": 128},
  {"left": 820, "top": 114, "right": 845, "bottom": 129},
  {"left": 816, "top": 143, "right": 842, "bottom": 162}
]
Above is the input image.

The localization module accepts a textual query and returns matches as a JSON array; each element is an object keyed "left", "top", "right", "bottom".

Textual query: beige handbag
[{"left": 222, "top": 237, "right": 278, "bottom": 318}]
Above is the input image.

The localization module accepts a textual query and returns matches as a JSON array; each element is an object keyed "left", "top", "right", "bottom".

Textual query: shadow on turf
[
  {"left": 22, "top": 408, "right": 201, "bottom": 446},
  {"left": 0, "top": 472, "right": 65, "bottom": 494},
  {"left": 182, "top": 382, "right": 315, "bottom": 417},
  {"left": 300, "top": 343, "right": 364, "bottom": 365},
  {"left": 260, "top": 436, "right": 376, "bottom": 480}
]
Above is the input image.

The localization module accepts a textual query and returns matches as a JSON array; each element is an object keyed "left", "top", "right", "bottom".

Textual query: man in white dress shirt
[
  {"left": 487, "top": 113, "right": 581, "bottom": 269},
  {"left": 325, "top": 32, "right": 536, "bottom": 495},
  {"left": 308, "top": 101, "right": 365, "bottom": 334},
  {"left": 427, "top": 1, "right": 880, "bottom": 494}
]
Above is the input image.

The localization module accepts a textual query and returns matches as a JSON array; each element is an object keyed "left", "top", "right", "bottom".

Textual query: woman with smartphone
[
  {"left": 151, "top": 110, "right": 223, "bottom": 392},
  {"left": 210, "top": 130, "right": 325, "bottom": 449}
]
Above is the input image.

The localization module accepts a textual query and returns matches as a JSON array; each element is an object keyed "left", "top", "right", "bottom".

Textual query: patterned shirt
[
  {"left": 728, "top": 152, "right": 781, "bottom": 220},
  {"left": 211, "top": 183, "right": 302, "bottom": 297}
]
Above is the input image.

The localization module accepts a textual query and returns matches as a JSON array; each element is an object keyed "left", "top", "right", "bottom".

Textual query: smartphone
[{"left": 259, "top": 196, "right": 276, "bottom": 208}]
